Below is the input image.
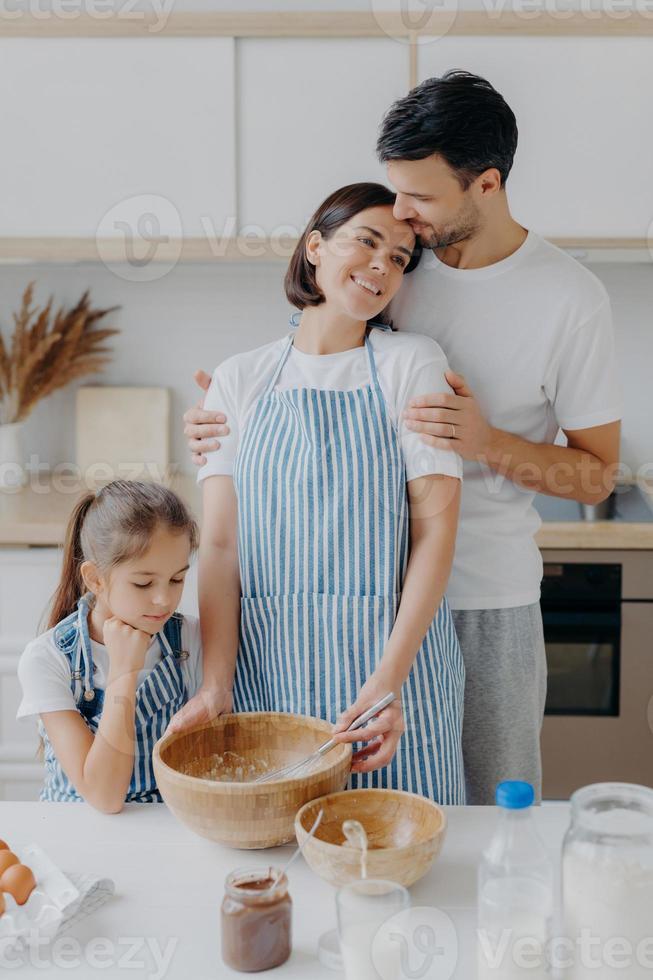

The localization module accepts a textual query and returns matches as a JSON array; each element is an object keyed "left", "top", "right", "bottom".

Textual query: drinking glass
[{"left": 336, "top": 878, "right": 410, "bottom": 980}]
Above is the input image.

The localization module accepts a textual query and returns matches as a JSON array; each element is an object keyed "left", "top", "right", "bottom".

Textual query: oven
[{"left": 540, "top": 550, "right": 653, "bottom": 798}]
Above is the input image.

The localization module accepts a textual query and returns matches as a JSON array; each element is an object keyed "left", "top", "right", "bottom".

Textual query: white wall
[
  {"left": 0, "top": 257, "right": 651, "bottom": 479},
  {"left": 597, "top": 263, "right": 653, "bottom": 479}
]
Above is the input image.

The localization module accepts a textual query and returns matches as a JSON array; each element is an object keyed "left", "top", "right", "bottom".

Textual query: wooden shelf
[
  {"left": 0, "top": 237, "right": 296, "bottom": 264},
  {"left": 0, "top": 11, "right": 651, "bottom": 38},
  {"left": 0, "top": 237, "right": 648, "bottom": 265}
]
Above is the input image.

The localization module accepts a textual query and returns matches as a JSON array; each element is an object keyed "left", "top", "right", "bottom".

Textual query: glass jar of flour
[{"left": 562, "top": 782, "right": 653, "bottom": 980}]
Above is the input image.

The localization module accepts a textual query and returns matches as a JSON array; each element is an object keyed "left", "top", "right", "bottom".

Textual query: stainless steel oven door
[{"left": 540, "top": 550, "right": 653, "bottom": 799}]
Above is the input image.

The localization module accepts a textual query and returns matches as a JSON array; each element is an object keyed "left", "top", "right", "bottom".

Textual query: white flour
[
  {"left": 180, "top": 751, "right": 270, "bottom": 782},
  {"left": 562, "top": 841, "right": 653, "bottom": 979}
]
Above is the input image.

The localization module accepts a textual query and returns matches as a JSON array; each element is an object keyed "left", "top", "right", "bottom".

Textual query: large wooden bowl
[
  {"left": 153, "top": 712, "right": 351, "bottom": 849},
  {"left": 295, "top": 788, "right": 446, "bottom": 887}
]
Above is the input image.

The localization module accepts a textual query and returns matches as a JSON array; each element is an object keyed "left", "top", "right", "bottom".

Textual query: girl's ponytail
[{"left": 45, "top": 491, "right": 96, "bottom": 630}]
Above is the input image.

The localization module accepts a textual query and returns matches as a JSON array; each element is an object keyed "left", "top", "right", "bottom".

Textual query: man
[{"left": 182, "top": 71, "right": 621, "bottom": 804}]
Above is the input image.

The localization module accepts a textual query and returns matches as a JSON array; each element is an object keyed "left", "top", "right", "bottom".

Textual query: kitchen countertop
[
  {"left": 535, "top": 517, "right": 653, "bottom": 550},
  {"left": 2, "top": 473, "right": 653, "bottom": 550},
  {"left": 0, "top": 473, "right": 200, "bottom": 547},
  {"left": 0, "top": 800, "right": 570, "bottom": 978}
]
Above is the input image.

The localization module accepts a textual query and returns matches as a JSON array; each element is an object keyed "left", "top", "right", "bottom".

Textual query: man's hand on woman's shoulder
[{"left": 184, "top": 369, "right": 230, "bottom": 466}]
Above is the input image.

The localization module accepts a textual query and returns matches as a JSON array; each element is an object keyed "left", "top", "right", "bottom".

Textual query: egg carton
[{"left": 0, "top": 843, "right": 80, "bottom": 954}]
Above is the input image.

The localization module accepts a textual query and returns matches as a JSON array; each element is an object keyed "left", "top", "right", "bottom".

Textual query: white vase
[{"left": 0, "top": 421, "right": 28, "bottom": 490}]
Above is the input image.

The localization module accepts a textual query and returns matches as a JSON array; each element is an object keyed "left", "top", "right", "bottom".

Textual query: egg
[
  {"left": 0, "top": 851, "right": 18, "bottom": 876},
  {"left": 0, "top": 839, "right": 9, "bottom": 850},
  {"left": 1, "top": 864, "right": 36, "bottom": 906},
  {"left": 0, "top": 891, "right": 5, "bottom": 917}
]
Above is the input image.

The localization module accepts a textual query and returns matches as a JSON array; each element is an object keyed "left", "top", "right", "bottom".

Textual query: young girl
[
  {"left": 172, "top": 182, "right": 466, "bottom": 804},
  {"left": 16, "top": 480, "right": 203, "bottom": 812}
]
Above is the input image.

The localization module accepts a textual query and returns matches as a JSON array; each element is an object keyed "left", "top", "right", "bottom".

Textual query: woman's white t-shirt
[
  {"left": 197, "top": 327, "right": 463, "bottom": 485},
  {"left": 16, "top": 614, "right": 203, "bottom": 721}
]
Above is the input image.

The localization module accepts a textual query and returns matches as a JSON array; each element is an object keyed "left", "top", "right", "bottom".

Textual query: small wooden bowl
[
  {"left": 295, "top": 789, "right": 446, "bottom": 888},
  {"left": 153, "top": 712, "right": 351, "bottom": 849}
]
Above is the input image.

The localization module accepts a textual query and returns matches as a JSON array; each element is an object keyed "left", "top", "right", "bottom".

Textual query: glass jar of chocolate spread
[{"left": 221, "top": 866, "right": 292, "bottom": 973}]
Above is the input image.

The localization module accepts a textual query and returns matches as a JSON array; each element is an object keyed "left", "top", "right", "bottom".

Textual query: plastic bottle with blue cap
[{"left": 477, "top": 781, "right": 554, "bottom": 979}]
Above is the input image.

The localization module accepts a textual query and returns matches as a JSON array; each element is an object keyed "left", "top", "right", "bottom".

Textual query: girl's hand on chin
[
  {"left": 330, "top": 679, "right": 405, "bottom": 774},
  {"left": 103, "top": 616, "right": 152, "bottom": 675}
]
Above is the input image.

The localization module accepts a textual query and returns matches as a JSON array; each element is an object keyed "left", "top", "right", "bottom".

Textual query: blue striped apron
[
  {"left": 39, "top": 592, "right": 189, "bottom": 802},
  {"left": 232, "top": 323, "right": 465, "bottom": 803}
]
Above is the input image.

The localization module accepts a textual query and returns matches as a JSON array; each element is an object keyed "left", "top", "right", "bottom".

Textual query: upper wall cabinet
[
  {"left": 418, "top": 37, "right": 653, "bottom": 239},
  {"left": 0, "top": 38, "right": 236, "bottom": 239},
  {"left": 238, "top": 38, "right": 409, "bottom": 235}
]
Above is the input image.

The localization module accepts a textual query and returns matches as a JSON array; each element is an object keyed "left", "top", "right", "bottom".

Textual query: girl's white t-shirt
[
  {"left": 16, "top": 614, "right": 203, "bottom": 721},
  {"left": 197, "top": 327, "right": 463, "bottom": 485}
]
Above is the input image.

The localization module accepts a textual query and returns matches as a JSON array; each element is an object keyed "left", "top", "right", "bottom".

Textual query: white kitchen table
[{"left": 0, "top": 801, "right": 570, "bottom": 978}]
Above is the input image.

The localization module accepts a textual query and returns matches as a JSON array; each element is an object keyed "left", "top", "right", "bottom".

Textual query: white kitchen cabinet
[
  {"left": 418, "top": 37, "right": 653, "bottom": 239},
  {"left": 237, "top": 37, "right": 410, "bottom": 236},
  {"left": 0, "top": 38, "right": 236, "bottom": 239},
  {"left": 0, "top": 548, "right": 61, "bottom": 801},
  {"left": 0, "top": 546, "right": 198, "bottom": 801}
]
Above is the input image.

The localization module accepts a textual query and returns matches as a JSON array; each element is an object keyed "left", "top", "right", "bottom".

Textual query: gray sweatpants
[{"left": 452, "top": 603, "right": 547, "bottom": 806}]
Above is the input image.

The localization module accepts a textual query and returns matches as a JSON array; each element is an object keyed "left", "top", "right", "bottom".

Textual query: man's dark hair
[
  {"left": 377, "top": 70, "right": 518, "bottom": 190},
  {"left": 285, "top": 181, "right": 422, "bottom": 310}
]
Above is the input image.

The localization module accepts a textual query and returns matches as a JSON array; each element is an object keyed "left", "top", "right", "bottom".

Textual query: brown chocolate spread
[{"left": 221, "top": 867, "right": 292, "bottom": 973}]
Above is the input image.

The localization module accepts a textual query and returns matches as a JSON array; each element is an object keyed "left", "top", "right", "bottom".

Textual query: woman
[{"left": 170, "top": 183, "right": 465, "bottom": 802}]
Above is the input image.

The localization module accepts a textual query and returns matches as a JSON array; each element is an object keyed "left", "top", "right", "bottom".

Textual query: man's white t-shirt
[
  {"left": 388, "top": 231, "right": 622, "bottom": 610},
  {"left": 16, "top": 614, "right": 203, "bottom": 721},
  {"left": 197, "top": 327, "right": 463, "bottom": 485}
]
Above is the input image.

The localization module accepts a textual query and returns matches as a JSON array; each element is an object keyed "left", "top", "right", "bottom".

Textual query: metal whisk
[{"left": 254, "top": 692, "right": 396, "bottom": 784}]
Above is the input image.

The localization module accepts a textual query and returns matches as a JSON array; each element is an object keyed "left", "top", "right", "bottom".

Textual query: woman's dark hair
[
  {"left": 376, "top": 70, "right": 518, "bottom": 190},
  {"left": 284, "top": 182, "right": 422, "bottom": 310},
  {"left": 45, "top": 480, "right": 199, "bottom": 630}
]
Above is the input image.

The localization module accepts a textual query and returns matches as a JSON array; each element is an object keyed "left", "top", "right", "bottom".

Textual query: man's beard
[{"left": 417, "top": 203, "right": 481, "bottom": 251}]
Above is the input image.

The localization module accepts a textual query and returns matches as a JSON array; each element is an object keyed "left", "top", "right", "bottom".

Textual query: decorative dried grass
[{"left": 0, "top": 281, "right": 121, "bottom": 424}]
